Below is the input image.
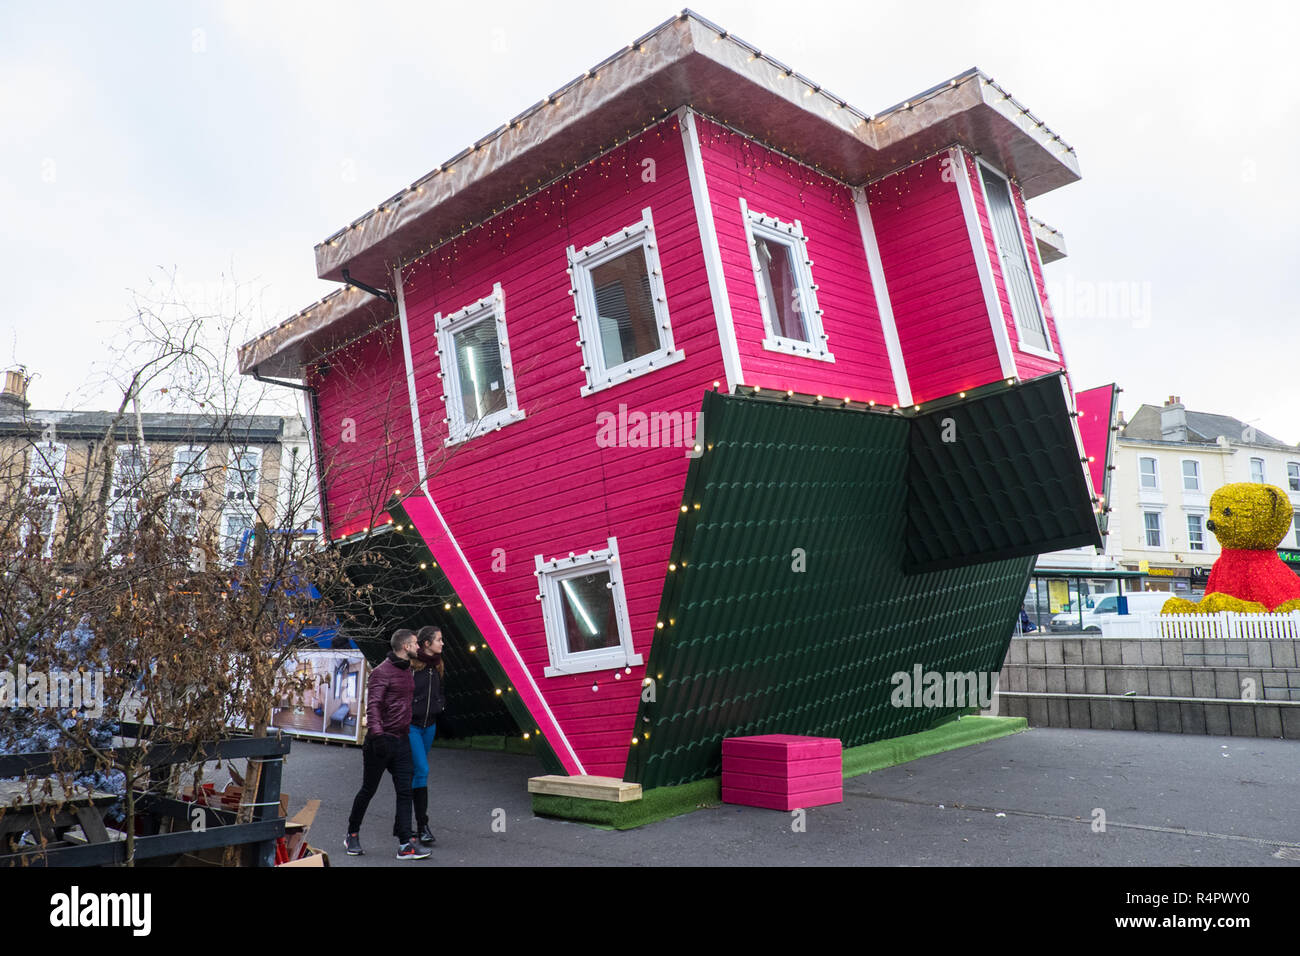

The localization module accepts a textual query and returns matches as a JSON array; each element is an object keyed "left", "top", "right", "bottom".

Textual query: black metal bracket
[{"left": 341, "top": 268, "right": 395, "bottom": 304}]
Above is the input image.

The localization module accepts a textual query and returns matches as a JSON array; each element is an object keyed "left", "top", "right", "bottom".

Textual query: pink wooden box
[{"left": 721, "top": 734, "right": 842, "bottom": 811}]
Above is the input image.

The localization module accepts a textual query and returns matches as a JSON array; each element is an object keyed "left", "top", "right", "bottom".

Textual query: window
[
  {"left": 224, "top": 447, "right": 262, "bottom": 503},
  {"left": 1250, "top": 458, "right": 1265, "bottom": 483},
  {"left": 172, "top": 446, "right": 206, "bottom": 499},
  {"left": 977, "top": 161, "right": 1051, "bottom": 354},
  {"left": 1143, "top": 512, "right": 1162, "bottom": 548},
  {"left": 23, "top": 442, "right": 66, "bottom": 558},
  {"left": 435, "top": 283, "right": 523, "bottom": 443},
  {"left": 1182, "top": 459, "right": 1200, "bottom": 492},
  {"left": 1294, "top": 513, "right": 1300, "bottom": 547},
  {"left": 1288, "top": 462, "right": 1300, "bottom": 492},
  {"left": 1139, "top": 457, "right": 1158, "bottom": 491},
  {"left": 535, "top": 538, "right": 643, "bottom": 677},
  {"left": 568, "top": 208, "right": 683, "bottom": 396},
  {"left": 223, "top": 512, "right": 254, "bottom": 556},
  {"left": 1187, "top": 513, "right": 1205, "bottom": 551},
  {"left": 112, "top": 445, "right": 149, "bottom": 499},
  {"left": 740, "top": 200, "right": 831, "bottom": 361},
  {"left": 107, "top": 445, "right": 149, "bottom": 556}
]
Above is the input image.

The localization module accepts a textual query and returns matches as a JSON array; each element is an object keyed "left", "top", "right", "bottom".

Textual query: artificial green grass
[
  {"left": 432, "top": 734, "right": 536, "bottom": 755},
  {"left": 530, "top": 715, "right": 1028, "bottom": 830},
  {"left": 531, "top": 777, "right": 722, "bottom": 830},
  {"left": 841, "top": 715, "right": 1027, "bottom": 779}
]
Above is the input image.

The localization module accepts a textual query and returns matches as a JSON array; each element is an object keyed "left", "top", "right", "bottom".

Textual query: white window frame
[
  {"left": 1143, "top": 511, "right": 1163, "bottom": 549},
  {"left": 1139, "top": 456, "right": 1159, "bottom": 491},
  {"left": 1287, "top": 461, "right": 1300, "bottom": 493},
  {"left": 221, "top": 511, "right": 256, "bottom": 557},
  {"left": 224, "top": 446, "right": 262, "bottom": 503},
  {"left": 535, "top": 537, "right": 643, "bottom": 677},
  {"left": 1181, "top": 459, "right": 1201, "bottom": 493},
  {"left": 739, "top": 198, "right": 833, "bottom": 362},
  {"left": 106, "top": 444, "right": 150, "bottom": 556},
  {"left": 1186, "top": 512, "right": 1205, "bottom": 552},
  {"left": 1250, "top": 457, "right": 1266, "bottom": 483},
  {"left": 568, "top": 208, "right": 684, "bottom": 396},
  {"left": 435, "top": 282, "right": 524, "bottom": 444},
  {"left": 171, "top": 445, "right": 206, "bottom": 499},
  {"left": 24, "top": 441, "right": 66, "bottom": 558},
  {"left": 1294, "top": 512, "right": 1300, "bottom": 548},
  {"left": 974, "top": 158, "right": 1056, "bottom": 361}
]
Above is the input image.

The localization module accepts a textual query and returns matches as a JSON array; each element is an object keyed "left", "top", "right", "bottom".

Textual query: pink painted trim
[{"left": 402, "top": 492, "right": 585, "bottom": 775}]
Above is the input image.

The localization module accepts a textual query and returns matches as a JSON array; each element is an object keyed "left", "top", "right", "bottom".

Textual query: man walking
[{"left": 344, "top": 629, "right": 428, "bottom": 860}]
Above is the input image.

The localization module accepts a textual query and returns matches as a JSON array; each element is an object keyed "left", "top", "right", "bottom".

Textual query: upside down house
[{"left": 238, "top": 11, "right": 1103, "bottom": 790}]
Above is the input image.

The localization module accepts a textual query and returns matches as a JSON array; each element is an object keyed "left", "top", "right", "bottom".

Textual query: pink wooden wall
[
  {"left": 960, "top": 151, "right": 1068, "bottom": 381},
  {"left": 866, "top": 155, "right": 1003, "bottom": 404},
  {"left": 397, "top": 116, "right": 727, "bottom": 778},
  {"left": 308, "top": 323, "right": 419, "bottom": 539},
  {"left": 694, "top": 117, "right": 899, "bottom": 404}
]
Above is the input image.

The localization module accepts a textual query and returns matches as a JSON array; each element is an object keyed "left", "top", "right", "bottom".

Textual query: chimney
[
  {"left": 1160, "top": 396, "right": 1187, "bottom": 442},
  {"left": 0, "top": 369, "right": 29, "bottom": 409}
]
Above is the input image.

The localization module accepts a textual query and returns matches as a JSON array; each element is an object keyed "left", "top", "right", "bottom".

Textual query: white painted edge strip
[
  {"left": 851, "top": 186, "right": 912, "bottom": 407},
  {"left": 951, "top": 148, "right": 1018, "bottom": 381},
  {"left": 677, "top": 106, "right": 744, "bottom": 390},
  {"left": 394, "top": 266, "right": 429, "bottom": 486},
  {"left": 420, "top": 487, "right": 587, "bottom": 775}
]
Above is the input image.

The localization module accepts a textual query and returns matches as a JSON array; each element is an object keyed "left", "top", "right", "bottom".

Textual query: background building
[
  {"left": 1109, "top": 396, "right": 1300, "bottom": 594},
  {"left": 0, "top": 369, "right": 318, "bottom": 561}
]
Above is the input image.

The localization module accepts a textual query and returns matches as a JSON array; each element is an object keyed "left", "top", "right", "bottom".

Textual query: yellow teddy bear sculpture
[{"left": 1162, "top": 482, "right": 1300, "bottom": 614}]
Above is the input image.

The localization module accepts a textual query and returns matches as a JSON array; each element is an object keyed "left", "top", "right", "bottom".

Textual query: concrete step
[
  {"left": 995, "top": 691, "right": 1300, "bottom": 738},
  {"left": 998, "top": 661, "right": 1300, "bottom": 702},
  {"left": 1007, "top": 636, "right": 1298, "bottom": 669}
]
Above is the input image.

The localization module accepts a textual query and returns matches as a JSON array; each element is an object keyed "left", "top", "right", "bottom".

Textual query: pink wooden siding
[
  {"left": 963, "top": 153, "right": 1067, "bottom": 381},
  {"left": 396, "top": 116, "right": 726, "bottom": 778},
  {"left": 694, "top": 117, "right": 899, "bottom": 403},
  {"left": 867, "top": 155, "right": 1003, "bottom": 404},
  {"left": 307, "top": 323, "right": 419, "bottom": 540}
]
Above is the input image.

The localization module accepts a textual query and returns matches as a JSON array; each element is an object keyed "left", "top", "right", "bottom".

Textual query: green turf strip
[{"left": 530, "top": 716, "right": 1028, "bottom": 830}]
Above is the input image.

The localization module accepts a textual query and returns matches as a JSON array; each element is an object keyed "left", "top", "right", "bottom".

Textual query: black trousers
[{"left": 347, "top": 733, "right": 413, "bottom": 843}]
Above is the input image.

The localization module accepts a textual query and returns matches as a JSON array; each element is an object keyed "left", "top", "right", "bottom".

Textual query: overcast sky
[{"left": 3, "top": 1, "right": 1297, "bottom": 441}]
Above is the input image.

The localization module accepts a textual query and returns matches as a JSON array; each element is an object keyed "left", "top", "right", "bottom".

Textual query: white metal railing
[{"left": 1099, "top": 611, "right": 1300, "bottom": 640}]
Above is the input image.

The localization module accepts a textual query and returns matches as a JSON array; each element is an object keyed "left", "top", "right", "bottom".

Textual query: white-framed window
[
  {"left": 568, "top": 208, "right": 684, "bottom": 396},
  {"left": 23, "top": 441, "right": 66, "bottom": 558},
  {"left": 1186, "top": 513, "right": 1205, "bottom": 551},
  {"left": 1294, "top": 513, "right": 1300, "bottom": 547},
  {"left": 739, "top": 199, "right": 832, "bottom": 362},
  {"left": 106, "top": 444, "right": 149, "bottom": 556},
  {"left": 975, "top": 160, "right": 1053, "bottom": 357},
  {"left": 535, "top": 537, "right": 643, "bottom": 677},
  {"left": 171, "top": 446, "right": 206, "bottom": 499},
  {"left": 1287, "top": 461, "right": 1299, "bottom": 493},
  {"left": 1143, "top": 511, "right": 1162, "bottom": 549},
  {"left": 435, "top": 283, "right": 524, "bottom": 443},
  {"left": 222, "top": 512, "right": 255, "bottom": 557},
  {"left": 1250, "top": 457, "right": 1265, "bottom": 483},
  {"left": 224, "top": 446, "right": 262, "bottom": 504},
  {"left": 111, "top": 444, "right": 149, "bottom": 500},
  {"left": 1181, "top": 459, "right": 1200, "bottom": 492},
  {"left": 1139, "top": 457, "right": 1159, "bottom": 491}
]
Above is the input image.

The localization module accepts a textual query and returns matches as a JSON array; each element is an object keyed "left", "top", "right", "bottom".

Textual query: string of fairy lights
[{"left": 246, "top": 11, "right": 1076, "bottom": 374}]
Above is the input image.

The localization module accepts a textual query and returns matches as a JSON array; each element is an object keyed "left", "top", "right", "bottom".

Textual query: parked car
[{"left": 1050, "top": 592, "right": 1165, "bottom": 633}]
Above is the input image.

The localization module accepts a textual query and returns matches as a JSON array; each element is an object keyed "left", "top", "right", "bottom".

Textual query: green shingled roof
[
  {"left": 338, "top": 524, "right": 564, "bottom": 772},
  {"left": 625, "top": 377, "right": 1096, "bottom": 789}
]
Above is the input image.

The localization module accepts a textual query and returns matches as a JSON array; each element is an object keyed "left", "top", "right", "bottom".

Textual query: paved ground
[{"left": 272, "top": 727, "right": 1300, "bottom": 866}]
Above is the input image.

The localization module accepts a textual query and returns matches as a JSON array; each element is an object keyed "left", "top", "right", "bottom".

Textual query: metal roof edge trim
[{"left": 310, "top": 12, "right": 1078, "bottom": 285}]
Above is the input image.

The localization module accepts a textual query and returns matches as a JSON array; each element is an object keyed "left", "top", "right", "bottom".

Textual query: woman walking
[{"left": 408, "top": 625, "right": 445, "bottom": 847}]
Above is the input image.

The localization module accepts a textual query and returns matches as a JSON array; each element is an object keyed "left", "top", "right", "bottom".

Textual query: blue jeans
[{"left": 408, "top": 723, "right": 438, "bottom": 788}]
